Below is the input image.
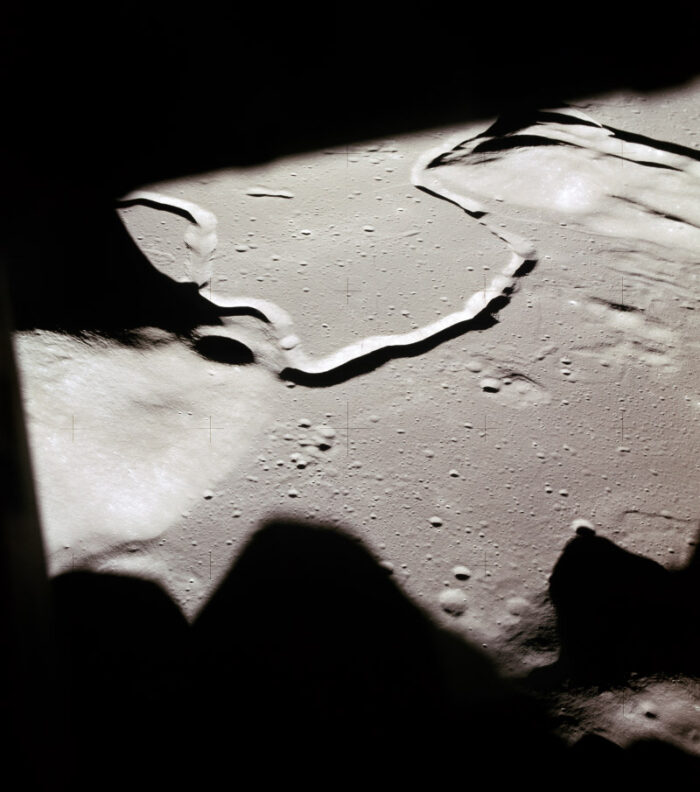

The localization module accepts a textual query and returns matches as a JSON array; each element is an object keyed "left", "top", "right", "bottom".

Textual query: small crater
[
  {"left": 439, "top": 588, "right": 468, "bottom": 616},
  {"left": 480, "top": 377, "right": 501, "bottom": 393}
]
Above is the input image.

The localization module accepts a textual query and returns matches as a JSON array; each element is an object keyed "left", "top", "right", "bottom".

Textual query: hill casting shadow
[
  {"left": 50, "top": 518, "right": 699, "bottom": 789},
  {"left": 523, "top": 525, "right": 700, "bottom": 689}
]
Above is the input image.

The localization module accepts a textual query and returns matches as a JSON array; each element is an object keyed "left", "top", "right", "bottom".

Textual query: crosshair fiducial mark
[
  {"left": 207, "top": 416, "right": 223, "bottom": 444},
  {"left": 342, "top": 401, "right": 372, "bottom": 456},
  {"left": 66, "top": 415, "right": 99, "bottom": 442},
  {"left": 479, "top": 415, "right": 502, "bottom": 437},
  {"left": 185, "top": 415, "right": 226, "bottom": 444},
  {"left": 333, "top": 277, "right": 364, "bottom": 306},
  {"left": 325, "top": 144, "right": 356, "bottom": 169},
  {"left": 65, "top": 414, "right": 85, "bottom": 442}
]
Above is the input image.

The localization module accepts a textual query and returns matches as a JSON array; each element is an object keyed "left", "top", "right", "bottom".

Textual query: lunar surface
[{"left": 14, "top": 82, "right": 700, "bottom": 761}]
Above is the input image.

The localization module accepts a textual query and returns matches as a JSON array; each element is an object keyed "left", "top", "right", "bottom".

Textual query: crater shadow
[{"left": 191, "top": 334, "right": 255, "bottom": 365}]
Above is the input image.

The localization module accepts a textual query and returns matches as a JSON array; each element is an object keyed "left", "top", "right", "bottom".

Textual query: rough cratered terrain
[{"left": 14, "top": 84, "right": 700, "bottom": 765}]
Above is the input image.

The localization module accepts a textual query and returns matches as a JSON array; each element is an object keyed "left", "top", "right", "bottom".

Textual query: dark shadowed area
[
  {"left": 3, "top": 8, "right": 700, "bottom": 790},
  {"left": 50, "top": 519, "right": 700, "bottom": 789},
  {"left": 3, "top": 7, "right": 700, "bottom": 334},
  {"left": 543, "top": 526, "right": 700, "bottom": 683}
]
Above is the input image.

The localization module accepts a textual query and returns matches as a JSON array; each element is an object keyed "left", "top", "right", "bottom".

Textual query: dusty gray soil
[{"left": 15, "top": 80, "right": 700, "bottom": 755}]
